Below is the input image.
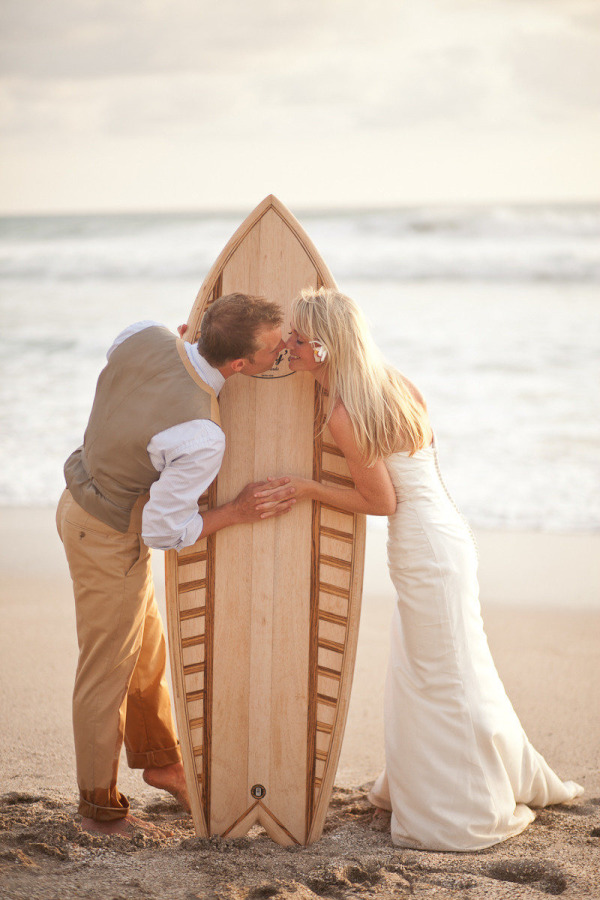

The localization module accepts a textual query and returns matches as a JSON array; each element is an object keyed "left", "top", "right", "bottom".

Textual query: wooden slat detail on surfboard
[
  {"left": 165, "top": 480, "right": 216, "bottom": 835},
  {"left": 166, "top": 195, "right": 365, "bottom": 846},
  {"left": 306, "top": 407, "right": 366, "bottom": 843},
  {"left": 166, "top": 541, "right": 208, "bottom": 831}
]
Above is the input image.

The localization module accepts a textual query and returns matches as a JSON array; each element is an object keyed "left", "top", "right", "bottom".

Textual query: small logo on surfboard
[
  {"left": 251, "top": 784, "right": 267, "bottom": 799},
  {"left": 252, "top": 348, "right": 295, "bottom": 379}
]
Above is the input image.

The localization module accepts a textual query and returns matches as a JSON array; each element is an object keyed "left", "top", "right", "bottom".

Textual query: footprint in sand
[
  {"left": 245, "top": 886, "right": 280, "bottom": 900},
  {"left": 305, "top": 861, "right": 382, "bottom": 896},
  {"left": 484, "top": 859, "right": 568, "bottom": 896},
  {"left": 2, "top": 793, "right": 44, "bottom": 805}
]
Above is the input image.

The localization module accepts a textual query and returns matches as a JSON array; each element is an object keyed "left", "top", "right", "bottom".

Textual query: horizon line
[{"left": 2, "top": 197, "right": 600, "bottom": 219}]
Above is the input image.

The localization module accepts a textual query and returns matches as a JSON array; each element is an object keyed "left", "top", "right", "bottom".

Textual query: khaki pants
[{"left": 56, "top": 489, "right": 181, "bottom": 821}]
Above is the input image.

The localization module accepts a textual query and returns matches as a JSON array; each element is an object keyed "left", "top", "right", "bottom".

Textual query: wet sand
[{"left": 1, "top": 508, "right": 599, "bottom": 899}]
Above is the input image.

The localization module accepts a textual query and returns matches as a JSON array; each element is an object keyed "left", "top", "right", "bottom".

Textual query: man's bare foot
[
  {"left": 143, "top": 762, "right": 191, "bottom": 812},
  {"left": 79, "top": 814, "right": 170, "bottom": 837},
  {"left": 370, "top": 808, "right": 392, "bottom": 832}
]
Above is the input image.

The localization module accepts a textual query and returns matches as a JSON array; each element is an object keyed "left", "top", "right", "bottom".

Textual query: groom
[{"left": 56, "top": 293, "right": 295, "bottom": 835}]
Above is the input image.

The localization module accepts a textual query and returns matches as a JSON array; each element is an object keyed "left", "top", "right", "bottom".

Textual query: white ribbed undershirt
[{"left": 107, "top": 321, "right": 226, "bottom": 551}]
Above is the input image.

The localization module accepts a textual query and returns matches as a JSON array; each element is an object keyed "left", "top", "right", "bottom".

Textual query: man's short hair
[{"left": 197, "top": 292, "right": 283, "bottom": 367}]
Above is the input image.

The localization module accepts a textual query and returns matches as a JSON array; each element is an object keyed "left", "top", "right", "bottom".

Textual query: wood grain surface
[{"left": 166, "top": 195, "right": 366, "bottom": 845}]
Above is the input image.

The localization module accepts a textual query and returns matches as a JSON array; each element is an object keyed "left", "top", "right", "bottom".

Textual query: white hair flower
[{"left": 310, "top": 340, "right": 328, "bottom": 363}]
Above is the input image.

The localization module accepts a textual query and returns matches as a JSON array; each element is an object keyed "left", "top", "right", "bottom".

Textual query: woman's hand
[
  {"left": 177, "top": 324, "right": 188, "bottom": 338},
  {"left": 253, "top": 476, "right": 315, "bottom": 511}
]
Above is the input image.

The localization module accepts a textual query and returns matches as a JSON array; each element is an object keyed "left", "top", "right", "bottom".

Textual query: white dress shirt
[{"left": 107, "top": 321, "right": 226, "bottom": 551}]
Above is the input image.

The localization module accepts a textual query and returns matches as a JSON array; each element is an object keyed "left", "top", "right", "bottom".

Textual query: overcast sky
[{"left": 1, "top": 0, "right": 599, "bottom": 213}]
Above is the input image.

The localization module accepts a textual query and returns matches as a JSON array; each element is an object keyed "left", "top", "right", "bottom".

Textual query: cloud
[
  {"left": 1, "top": 0, "right": 598, "bottom": 139},
  {"left": 508, "top": 30, "right": 600, "bottom": 116},
  {"left": 0, "top": 0, "right": 328, "bottom": 79},
  {"left": 1, "top": 0, "right": 599, "bottom": 210}
]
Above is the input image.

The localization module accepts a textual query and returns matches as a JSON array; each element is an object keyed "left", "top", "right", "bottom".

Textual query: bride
[{"left": 256, "top": 287, "right": 583, "bottom": 851}]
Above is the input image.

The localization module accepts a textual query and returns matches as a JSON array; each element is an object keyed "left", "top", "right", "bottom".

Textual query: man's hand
[{"left": 232, "top": 477, "right": 296, "bottom": 523}]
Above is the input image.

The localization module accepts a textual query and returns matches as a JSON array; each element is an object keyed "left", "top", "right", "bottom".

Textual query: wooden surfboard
[{"left": 165, "top": 195, "right": 366, "bottom": 846}]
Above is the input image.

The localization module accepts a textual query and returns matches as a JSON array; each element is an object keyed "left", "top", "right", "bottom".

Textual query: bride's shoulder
[
  {"left": 329, "top": 399, "right": 350, "bottom": 423},
  {"left": 327, "top": 402, "right": 362, "bottom": 453},
  {"left": 328, "top": 401, "right": 354, "bottom": 437}
]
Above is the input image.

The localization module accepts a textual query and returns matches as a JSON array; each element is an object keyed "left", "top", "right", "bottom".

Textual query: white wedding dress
[{"left": 368, "top": 443, "right": 583, "bottom": 851}]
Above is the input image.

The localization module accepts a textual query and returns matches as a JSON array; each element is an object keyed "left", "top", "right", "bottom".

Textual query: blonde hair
[{"left": 291, "top": 288, "right": 430, "bottom": 465}]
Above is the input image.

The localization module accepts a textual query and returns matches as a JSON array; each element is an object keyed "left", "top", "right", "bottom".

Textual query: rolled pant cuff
[
  {"left": 126, "top": 742, "right": 182, "bottom": 769},
  {"left": 78, "top": 795, "right": 130, "bottom": 822}
]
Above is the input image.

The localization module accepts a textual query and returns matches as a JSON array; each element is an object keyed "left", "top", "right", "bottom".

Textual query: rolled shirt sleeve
[{"left": 142, "top": 419, "right": 226, "bottom": 551}]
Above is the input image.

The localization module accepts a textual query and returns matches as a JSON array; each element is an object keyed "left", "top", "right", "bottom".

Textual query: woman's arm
[{"left": 256, "top": 405, "right": 397, "bottom": 517}]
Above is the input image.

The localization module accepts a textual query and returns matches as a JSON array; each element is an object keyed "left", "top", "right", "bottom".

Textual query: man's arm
[
  {"left": 143, "top": 421, "right": 295, "bottom": 551},
  {"left": 143, "top": 420, "right": 226, "bottom": 550}
]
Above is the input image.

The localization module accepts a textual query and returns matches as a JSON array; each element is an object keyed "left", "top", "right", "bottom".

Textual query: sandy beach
[{"left": 1, "top": 508, "right": 599, "bottom": 899}]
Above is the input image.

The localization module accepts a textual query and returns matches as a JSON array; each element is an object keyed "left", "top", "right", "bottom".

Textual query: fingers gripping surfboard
[{"left": 165, "top": 195, "right": 366, "bottom": 846}]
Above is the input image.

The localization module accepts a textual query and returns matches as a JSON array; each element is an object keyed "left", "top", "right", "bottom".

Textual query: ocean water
[{"left": 1, "top": 205, "right": 599, "bottom": 532}]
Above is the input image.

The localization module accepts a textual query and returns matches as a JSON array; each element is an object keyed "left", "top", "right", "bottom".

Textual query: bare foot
[
  {"left": 143, "top": 762, "right": 191, "bottom": 812},
  {"left": 79, "top": 814, "right": 171, "bottom": 837},
  {"left": 370, "top": 808, "right": 392, "bottom": 832}
]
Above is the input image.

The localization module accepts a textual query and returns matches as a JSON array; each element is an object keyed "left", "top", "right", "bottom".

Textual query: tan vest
[{"left": 64, "top": 326, "right": 221, "bottom": 533}]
